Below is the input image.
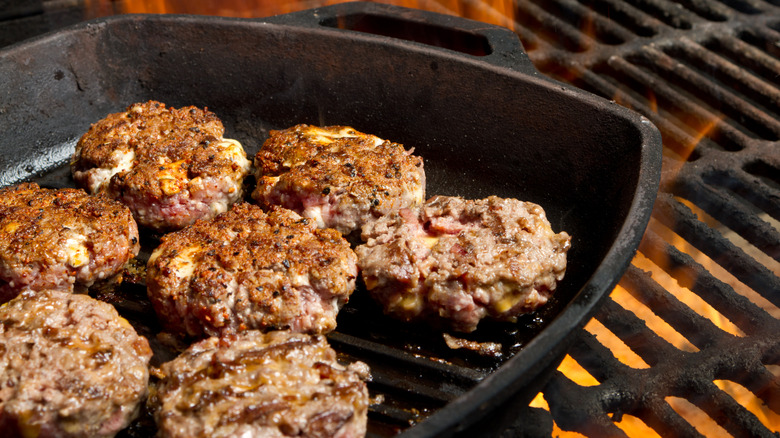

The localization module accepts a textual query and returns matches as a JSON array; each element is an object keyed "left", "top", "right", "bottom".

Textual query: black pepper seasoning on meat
[
  {"left": 0, "top": 183, "right": 140, "bottom": 302},
  {"left": 148, "top": 330, "right": 370, "bottom": 438},
  {"left": 0, "top": 290, "right": 152, "bottom": 437},
  {"left": 70, "top": 101, "right": 252, "bottom": 232},
  {"left": 146, "top": 203, "right": 358, "bottom": 339},
  {"left": 356, "top": 195, "right": 571, "bottom": 333},
  {"left": 252, "top": 124, "right": 426, "bottom": 236}
]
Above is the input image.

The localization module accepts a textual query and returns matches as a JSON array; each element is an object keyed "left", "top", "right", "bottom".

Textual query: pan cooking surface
[{"left": 0, "top": 3, "right": 661, "bottom": 436}]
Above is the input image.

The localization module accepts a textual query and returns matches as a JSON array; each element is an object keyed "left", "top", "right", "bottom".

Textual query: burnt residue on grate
[{"left": 501, "top": 0, "right": 780, "bottom": 436}]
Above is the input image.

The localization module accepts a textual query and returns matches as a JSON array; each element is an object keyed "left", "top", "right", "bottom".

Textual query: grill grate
[{"left": 507, "top": 0, "right": 780, "bottom": 435}]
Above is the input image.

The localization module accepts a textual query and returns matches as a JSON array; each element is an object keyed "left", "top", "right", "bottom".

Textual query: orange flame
[{"left": 85, "top": 0, "right": 515, "bottom": 27}]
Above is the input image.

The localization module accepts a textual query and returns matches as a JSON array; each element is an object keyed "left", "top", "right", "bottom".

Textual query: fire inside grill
[{"left": 1, "top": 0, "right": 779, "bottom": 437}]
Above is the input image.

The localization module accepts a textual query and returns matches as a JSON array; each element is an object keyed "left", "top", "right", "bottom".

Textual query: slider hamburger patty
[
  {"left": 0, "top": 182, "right": 139, "bottom": 303},
  {"left": 148, "top": 330, "right": 370, "bottom": 438},
  {"left": 252, "top": 124, "right": 425, "bottom": 237},
  {"left": 356, "top": 195, "right": 572, "bottom": 332},
  {"left": 71, "top": 101, "right": 252, "bottom": 232},
  {"left": 0, "top": 290, "right": 153, "bottom": 438},
  {"left": 146, "top": 203, "right": 358, "bottom": 339}
]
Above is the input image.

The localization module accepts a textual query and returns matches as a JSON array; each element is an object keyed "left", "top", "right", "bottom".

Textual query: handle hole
[{"left": 320, "top": 13, "right": 492, "bottom": 56}]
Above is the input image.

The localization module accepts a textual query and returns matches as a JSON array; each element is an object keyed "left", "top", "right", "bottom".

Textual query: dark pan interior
[{"left": 0, "top": 4, "right": 661, "bottom": 437}]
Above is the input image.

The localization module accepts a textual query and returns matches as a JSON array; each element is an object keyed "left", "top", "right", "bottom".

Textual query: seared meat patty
[
  {"left": 148, "top": 330, "right": 370, "bottom": 438},
  {"left": 0, "top": 290, "right": 153, "bottom": 438},
  {"left": 71, "top": 101, "right": 252, "bottom": 232},
  {"left": 0, "top": 183, "right": 139, "bottom": 303},
  {"left": 252, "top": 124, "right": 425, "bottom": 237},
  {"left": 356, "top": 195, "right": 571, "bottom": 332},
  {"left": 146, "top": 203, "right": 358, "bottom": 339}
]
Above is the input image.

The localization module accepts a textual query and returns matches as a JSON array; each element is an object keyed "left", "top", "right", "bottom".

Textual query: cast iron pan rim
[
  {"left": 0, "top": 5, "right": 664, "bottom": 436},
  {"left": 1, "top": 1, "right": 540, "bottom": 78}
]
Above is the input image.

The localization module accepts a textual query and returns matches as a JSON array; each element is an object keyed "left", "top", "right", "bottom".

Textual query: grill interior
[
  {"left": 1, "top": 0, "right": 779, "bottom": 437},
  {"left": 509, "top": 0, "right": 780, "bottom": 436}
]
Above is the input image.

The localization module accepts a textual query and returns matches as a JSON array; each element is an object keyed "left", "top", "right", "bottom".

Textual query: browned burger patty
[
  {"left": 356, "top": 195, "right": 572, "bottom": 332},
  {"left": 0, "top": 183, "right": 140, "bottom": 303},
  {"left": 146, "top": 203, "right": 358, "bottom": 339},
  {"left": 148, "top": 330, "right": 371, "bottom": 438},
  {"left": 0, "top": 290, "right": 153, "bottom": 438},
  {"left": 71, "top": 101, "right": 252, "bottom": 232},
  {"left": 252, "top": 124, "right": 425, "bottom": 237}
]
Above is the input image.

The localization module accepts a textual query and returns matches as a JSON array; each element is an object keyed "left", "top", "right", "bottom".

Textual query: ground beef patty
[
  {"left": 148, "top": 330, "right": 370, "bottom": 438},
  {"left": 146, "top": 203, "right": 358, "bottom": 339},
  {"left": 252, "top": 124, "right": 425, "bottom": 237},
  {"left": 71, "top": 101, "right": 252, "bottom": 232},
  {"left": 0, "top": 183, "right": 139, "bottom": 303},
  {"left": 0, "top": 290, "right": 153, "bottom": 438},
  {"left": 356, "top": 195, "right": 572, "bottom": 333}
]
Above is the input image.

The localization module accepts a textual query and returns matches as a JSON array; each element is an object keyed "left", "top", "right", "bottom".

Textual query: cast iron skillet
[{"left": 0, "top": 2, "right": 662, "bottom": 436}]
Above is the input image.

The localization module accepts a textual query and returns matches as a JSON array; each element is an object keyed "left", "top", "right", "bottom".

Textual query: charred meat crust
[
  {"left": 356, "top": 195, "right": 571, "bottom": 333},
  {"left": 252, "top": 124, "right": 425, "bottom": 236},
  {"left": 71, "top": 101, "right": 251, "bottom": 232},
  {"left": 0, "top": 182, "right": 140, "bottom": 303},
  {"left": 148, "top": 330, "right": 370, "bottom": 438},
  {"left": 146, "top": 203, "right": 358, "bottom": 339},
  {"left": 0, "top": 290, "right": 153, "bottom": 438}
]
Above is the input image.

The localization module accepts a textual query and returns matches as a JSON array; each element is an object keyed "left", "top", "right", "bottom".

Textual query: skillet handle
[{"left": 263, "top": 1, "right": 539, "bottom": 75}]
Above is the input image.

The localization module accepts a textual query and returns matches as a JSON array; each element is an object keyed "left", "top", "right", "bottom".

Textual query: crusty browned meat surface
[
  {"left": 0, "top": 290, "right": 153, "bottom": 438},
  {"left": 148, "top": 330, "right": 370, "bottom": 438},
  {"left": 146, "top": 203, "right": 358, "bottom": 339},
  {"left": 252, "top": 124, "right": 425, "bottom": 237},
  {"left": 71, "top": 101, "right": 251, "bottom": 232},
  {"left": 0, "top": 183, "right": 139, "bottom": 303},
  {"left": 356, "top": 195, "right": 571, "bottom": 332}
]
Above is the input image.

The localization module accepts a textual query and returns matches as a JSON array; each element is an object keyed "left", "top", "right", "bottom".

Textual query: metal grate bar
[
  {"left": 672, "top": 36, "right": 780, "bottom": 126},
  {"left": 595, "top": 295, "right": 683, "bottom": 367},
  {"left": 573, "top": 0, "right": 666, "bottom": 37},
  {"left": 627, "top": 47, "right": 776, "bottom": 143},
  {"left": 710, "top": 30, "right": 780, "bottom": 84},
  {"left": 544, "top": 370, "right": 633, "bottom": 436},
  {"left": 570, "top": 307, "right": 640, "bottom": 377},
  {"left": 674, "top": 179, "right": 780, "bottom": 260},
  {"left": 514, "top": 0, "right": 598, "bottom": 52},
  {"left": 679, "top": 38, "right": 780, "bottom": 113},
  {"left": 741, "top": 161, "right": 780, "bottom": 218},
  {"left": 671, "top": 0, "right": 735, "bottom": 20},
  {"left": 620, "top": 262, "right": 733, "bottom": 347},
  {"left": 607, "top": 53, "right": 755, "bottom": 150},
  {"left": 639, "top": 396, "right": 707, "bottom": 438},
  {"left": 651, "top": 193, "right": 780, "bottom": 307},
  {"left": 640, "top": 228, "right": 775, "bottom": 335},
  {"left": 689, "top": 380, "right": 774, "bottom": 438},
  {"left": 702, "top": 168, "right": 780, "bottom": 223},
  {"left": 623, "top": 0, "right": 698, "bottom": 29},
  {"left": 536, "top": 0, "right": 636, "bottom": 44},
  {"left": 724, "top": 361, "right": 780, "bottom": 413}
]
